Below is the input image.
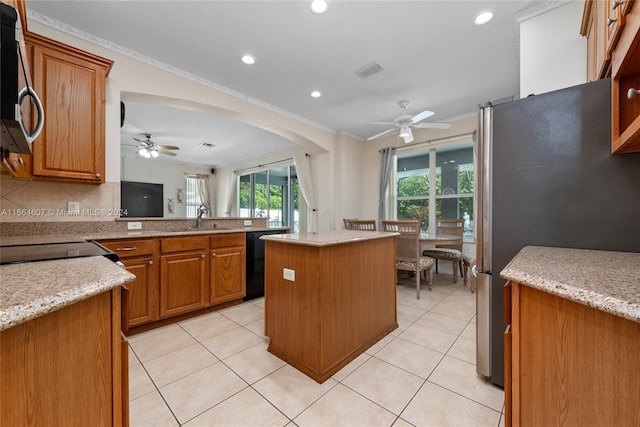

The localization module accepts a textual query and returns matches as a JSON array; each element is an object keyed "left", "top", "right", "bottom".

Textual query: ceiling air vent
[{"left": 355, "top": 61, "right": 383, "bottom": 78}]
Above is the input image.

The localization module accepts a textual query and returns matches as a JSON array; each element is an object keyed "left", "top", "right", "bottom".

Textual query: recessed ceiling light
[
  {"left": 474, "top": 10, "right": 494, "bottom": 26},
  {"left": 309, "top": 0, "right": 328, "bottom": 15},
  {"left": 310, "top": 90, "right": 322, "bottom": 98},
  {"left": 241, "top": 54, "right": 256, "bottom": 65}
]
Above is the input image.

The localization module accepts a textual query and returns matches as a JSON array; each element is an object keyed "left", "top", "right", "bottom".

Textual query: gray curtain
[{"left": 378, "top": 147, "right": 395, "bottom": 228}]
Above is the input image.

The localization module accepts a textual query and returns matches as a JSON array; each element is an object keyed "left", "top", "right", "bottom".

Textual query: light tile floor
[{"left": 128, "top": 273, "right": 505, "bottom": 427}]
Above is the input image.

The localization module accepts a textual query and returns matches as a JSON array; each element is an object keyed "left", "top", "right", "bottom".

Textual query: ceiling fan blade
[
  {"left": 413, "top": 122, "right": 452, "bottom": 129},
  {"left": 366, "top": 128, "right": 397, "bottom": 140},
  {"left": 132, "top": 137, "right": 146, "bottom": 143},
  {"left": 157, "top": 145, "right": 180, "bottom": 151},
  {"left": 157, "top": 148, "right": 178, "bottom": 156},
  {"left": 368, "top": 121, "right": 397, "bottom": 126},
  {"left": 410, "top": 110, "right": 435, "bottom": 124}
]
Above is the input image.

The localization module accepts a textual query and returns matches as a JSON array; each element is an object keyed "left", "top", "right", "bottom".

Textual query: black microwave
[{"left": 1, "top": 3, "right": 43, "bottom": 154}]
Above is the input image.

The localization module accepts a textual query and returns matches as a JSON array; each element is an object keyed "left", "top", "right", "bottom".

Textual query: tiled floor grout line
[{"left": 129, "top": 275, "right": 499, "bottom": 426}]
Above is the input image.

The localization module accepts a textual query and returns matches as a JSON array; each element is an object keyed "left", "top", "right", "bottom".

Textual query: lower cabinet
[
  {"left": 160, "top": 236, "right": 208, "bottom": 318},
  {"left": 0, "top": 288, "right": 126, "bottom": 426},
  {"left": 101, "top": 232, "right": 246, "bottom": 331},
  {"left": 210, "top": 233, "right": 246, "bottom": 304},
  {"left": 100, "top": 239, "right": 159, "bottom": 332},
  {"left": 505, "top": 281, "right": 640, "bottom": 426}
]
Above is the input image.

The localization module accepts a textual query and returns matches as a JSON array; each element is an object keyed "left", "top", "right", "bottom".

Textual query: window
[
  {"left": 239, "top": 165, "right": 300, "bottom": 231},
  {"left": 393, "top": 137, "right": 475, "bottom": 238},
  {"left": 185, "top": 175, "right": 204, "bottom": 218}
]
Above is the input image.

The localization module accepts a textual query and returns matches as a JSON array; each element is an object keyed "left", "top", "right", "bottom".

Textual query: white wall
[{"left": 520, "top": 1, "right": 586, "bottom": 97}]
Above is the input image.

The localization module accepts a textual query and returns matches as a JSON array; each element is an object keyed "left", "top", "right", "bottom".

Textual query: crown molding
[
  {"left": 513, "top": 0, "right": 572, "bottom": 23},
  {"left": 27, "top": 10, "right": 339, "bottom": 137}
]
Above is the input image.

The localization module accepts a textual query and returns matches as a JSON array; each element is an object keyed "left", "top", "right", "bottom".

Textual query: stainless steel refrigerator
[{"left": 475, "top": 78, "right": 640, "bottom": 387}]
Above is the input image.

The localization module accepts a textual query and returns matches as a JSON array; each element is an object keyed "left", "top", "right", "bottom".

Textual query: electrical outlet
[
  {"left": 244, "top": 220, "right": 252, "bottom": 226},
  {"left": 283, "top": 268, "right": 295, "bottom": 281},
  {"left": 127, "top": 221, "right": 142, "bottom": 230},
  {"left": 67, "top": 201, "right": 80, "bottom": 215}
]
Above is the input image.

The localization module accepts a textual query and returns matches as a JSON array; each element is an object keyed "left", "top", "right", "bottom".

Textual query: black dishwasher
[{"left": 245, "top": 229, "right": 286, "bottom": 300}]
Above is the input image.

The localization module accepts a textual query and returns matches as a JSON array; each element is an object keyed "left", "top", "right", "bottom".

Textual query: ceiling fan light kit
[
  {"left": 133, "top": 133, "right": 180, "bottom": 158},
  {"left": 367, "top": 100, "right": 451, "bottom": 143}
]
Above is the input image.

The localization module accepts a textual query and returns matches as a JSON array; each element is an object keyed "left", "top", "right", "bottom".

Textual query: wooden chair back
[
  {"left": 435, "top": 218, "right": 464, "bottom": 250},
  {"left": 349, "top": 219, "right": 377, "bottom": 231},
  {"left": 343, "top": 218, "right": 358, "bottom": 229},
  {"left": 382, "top": 220, "right": 420, "bottom": 263}
]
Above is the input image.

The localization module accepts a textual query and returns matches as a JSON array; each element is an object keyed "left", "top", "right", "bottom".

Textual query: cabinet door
[
  {"left": 120, "top": 255, "right": 159, "bottom": 330},
  {"left": 210, "top": 245, "right": 246, "bottom": 304},
  {"left": 27, "top": 35, "right": 109, "bottom": 182},
  {"left": 160, "top": 251, "right": 207, "bottom": 318}
]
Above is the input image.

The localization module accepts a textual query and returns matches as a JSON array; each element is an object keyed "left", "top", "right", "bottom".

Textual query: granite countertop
[
  {"left": 261, "top": 230, "right": 398, "bottom": 247},
  {"left": 0, "top": 256, "right": 135, "bottom": 331},
  {"left": 501, "top": 246, "right": 640, "bottom": 323},
  {"left": 0, "top": 227, "right": 287, "bottom": 246}
]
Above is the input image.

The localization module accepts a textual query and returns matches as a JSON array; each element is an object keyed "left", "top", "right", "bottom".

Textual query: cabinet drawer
[
  {"left": 161, "top": 236, "right": 208, "bottom": 253},
  {"left": 100, "top": 239, "right": 156, "bottom": 258},
  {"left": 211, "top": 233, "right": 245, "bottom": 249}
]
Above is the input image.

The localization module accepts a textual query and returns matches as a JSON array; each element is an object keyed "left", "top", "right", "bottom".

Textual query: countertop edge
[
  {"left": 500, "top": 246, "right": 640, "bottom": 324},
  {"left": 1, "top": 257, "right": 136, "bottom": 331},
  {"left": 260, "top": 230, "right": 398, "bottom": 247}
]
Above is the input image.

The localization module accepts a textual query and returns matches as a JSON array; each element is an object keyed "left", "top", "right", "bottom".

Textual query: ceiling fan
[
  {"left": 131, "top": 133, "right": 180, "bottom": 158},
  {"left": 367, "top": 101, "right": 451, "bottom": 143}
]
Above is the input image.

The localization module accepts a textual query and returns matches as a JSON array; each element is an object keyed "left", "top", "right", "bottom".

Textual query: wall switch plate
[
  {"left": 283, "top": 268, "right": 295, "bottom": 281},
  {"left": 244, "top": 220, "right": 252, "bottom": 226},
  {"left": 67, "top": 201, "right": 80, "bottom": 215},
  {"left": 127, "top": 221, "right": 142, "bottom": 230}
]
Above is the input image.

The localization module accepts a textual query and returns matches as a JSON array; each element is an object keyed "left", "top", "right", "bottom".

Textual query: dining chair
[
  {"left": 343, "top": 218, "right": 358, "bottom": 229},
  {"left": 383, "top": 220, "right": 434, "bottom": 300},
  {"left": 462, "top": 253, "right": 476, "bottom": 293},
  {"left": 349, "top": 219, "right": 376, "bottom": 231},
  {"left": 422, "top": 218, "right": 464, "bottom": 283}
]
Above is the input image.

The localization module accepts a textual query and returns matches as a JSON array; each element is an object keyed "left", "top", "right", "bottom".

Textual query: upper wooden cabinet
[
  {"left": 582, "top": 0, "right": 610, "bottom": 81},
  {"left": 582, "top": 0, "right": 640, "bottom": 153},
  {"left": 611, "top": 1, "right": 640, "bottom": 152},
  {"left": 25, "top": 33, "right": 112, "bottom": 182}
]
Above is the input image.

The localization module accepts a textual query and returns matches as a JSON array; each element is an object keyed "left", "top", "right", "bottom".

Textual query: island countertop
[
  {"left": 260, "top": 230, "right": 397, "bottom": 247},
  {"left": 0, "top": 256, "right": 135, "bottom": 331},
  {"left": 501, "top": 246, "right": 640, "bottom": 323}
]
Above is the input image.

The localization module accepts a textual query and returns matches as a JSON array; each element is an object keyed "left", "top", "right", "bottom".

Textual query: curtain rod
[{"left": 234, "top": 153, "right": 309, "bottom": 174}]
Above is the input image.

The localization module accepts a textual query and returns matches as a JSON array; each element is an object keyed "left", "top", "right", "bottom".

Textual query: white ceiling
[{"left": 25, "top": 0, "right": 556, "bottom": 167}]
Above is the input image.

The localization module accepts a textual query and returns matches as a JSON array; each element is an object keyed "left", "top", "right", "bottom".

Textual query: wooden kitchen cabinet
[
  {"left": 611, "top": 0, "right": 640, "bottom": 152},
  {"left": 1, "top": 288, "right": 126, "bottom": 426},
  {"left": 582, "top": 0, "right": 640, "bottom": 153},
  {"left": 210, "top": 233, "right": 246, "bottom": 304},
  {"left": 100, "top": 239, "right": 160, "bottom": 332},
  {"left": 505, "top": 281, "right": 640, "bottom": 426},
  {"left": 582, "top": 0, "right": 610, "bottom": 81},
  {"left": 23, "top": 32, "right": 112, "bottom": 182},
  {"left": 160, "top": 236, "right": 208, "bottom": 318}
]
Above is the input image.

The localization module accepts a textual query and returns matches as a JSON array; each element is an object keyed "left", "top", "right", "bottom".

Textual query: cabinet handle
[
  {"left": 95, "top": 173, "right": 101, "bottom": 178},
  {"left": 606, "top": 17, "right": 617, "bottom": 26},
  {"left": 611, "top": 0, "right": 625, "bottom": 9},
  {"left": 212, "top": 252, "right": 216, "bottom": 257},
  {"left": 148, "top": 260, "right": 154, "bottom": 265},
  {"left": 116, "top": 247, "right": 137, "bottom": 251},
  {"left": 201, "top": 254, "right": 205, "bottom": 259},
  {"left": 628, "top": 88, "right": 640, "bottom": 99}
]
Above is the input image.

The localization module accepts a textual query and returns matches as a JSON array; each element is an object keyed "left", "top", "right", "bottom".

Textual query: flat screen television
[{"left": 120, "top": 181, "right": 163, "bottom": 217}]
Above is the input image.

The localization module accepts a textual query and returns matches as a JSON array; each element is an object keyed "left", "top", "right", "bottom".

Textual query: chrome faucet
[{"left": 196, "top": 204, "right": 207, "bottom": 229}]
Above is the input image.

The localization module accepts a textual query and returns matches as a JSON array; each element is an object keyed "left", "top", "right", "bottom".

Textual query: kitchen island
[
  {"left": 1, "top": 256, "right": 135, "bottom": 426},
  {"left": 261, "top": 230, "right": 398, "bottom": 383},
  {"left": 501, "top": 246, "right": 640, "bottom": 426}
]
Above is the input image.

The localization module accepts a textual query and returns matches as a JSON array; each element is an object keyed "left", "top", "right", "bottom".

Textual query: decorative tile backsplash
[{"left": 0, "top": 179, "right": 119, "bottom": 223}]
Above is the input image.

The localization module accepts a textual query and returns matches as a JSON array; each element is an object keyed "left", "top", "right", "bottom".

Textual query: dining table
[{"left": 419, "top": 234, "right": 463, "bottom": 246}]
